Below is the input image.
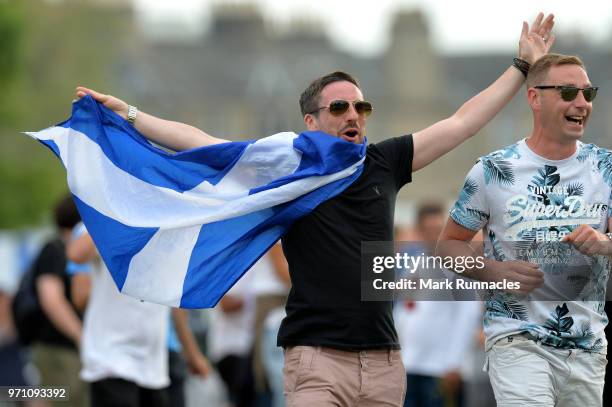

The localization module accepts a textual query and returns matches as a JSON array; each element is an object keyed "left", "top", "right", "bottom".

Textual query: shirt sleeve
[
  {"left": 373, "top": 134, "right": 414, "bottom": 190},
  {"left": 449, "top": 160, "right": 490, "bottom": 232},
  {"left": 33, "top": 240, "right": 66, "bottom": 279}
]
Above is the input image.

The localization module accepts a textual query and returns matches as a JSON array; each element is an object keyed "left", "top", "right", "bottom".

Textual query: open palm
[{"left": 519, "top": 12, "right": 555, "bottom": 64}]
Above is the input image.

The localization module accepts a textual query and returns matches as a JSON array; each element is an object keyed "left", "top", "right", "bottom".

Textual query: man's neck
[{"left": 525, "top": 131, "right": 577, "bottom": 160}]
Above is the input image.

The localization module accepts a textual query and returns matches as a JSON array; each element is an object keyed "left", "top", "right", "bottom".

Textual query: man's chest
[{"left": 486, "top": 163, "right": 610, "bottom": 240}]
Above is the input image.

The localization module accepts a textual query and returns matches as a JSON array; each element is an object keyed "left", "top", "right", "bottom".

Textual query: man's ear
[
  {"left": 527, "top": 87, "right": 540, "bottom": 111},
  {"left": 304, "top": 113, "right": 317, "bottom": 131}
]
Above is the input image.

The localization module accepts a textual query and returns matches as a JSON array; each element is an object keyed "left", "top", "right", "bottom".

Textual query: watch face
[{"left": 128, "top": 106, "right": 137, "bottom": 123}]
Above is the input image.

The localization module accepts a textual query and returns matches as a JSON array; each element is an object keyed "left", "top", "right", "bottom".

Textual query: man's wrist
[
  {"left": 127, "top": 105, "right": 138, "bottom": 125},
  {"left": 479, "top": 258, "right": 502, "bottom": 282},
  {"left": 512, "top": 58, "right": 531, "bottom": 78}
]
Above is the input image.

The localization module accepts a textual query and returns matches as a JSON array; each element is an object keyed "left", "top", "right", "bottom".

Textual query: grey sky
[{"left": 134, "top": 0, "right": 612, "bottom": 56}]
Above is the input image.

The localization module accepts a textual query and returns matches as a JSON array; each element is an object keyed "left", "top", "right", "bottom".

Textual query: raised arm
[
  {"left": 75, "top": 87, "right": 228, "bottom": 151},
  {"left": 411, "top": 12, "right": 555, "bottom": 171}
]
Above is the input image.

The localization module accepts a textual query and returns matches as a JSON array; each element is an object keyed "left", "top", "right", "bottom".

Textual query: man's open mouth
[
  {"left": 342, "top": 129, "right": 359, "bottom": 139},
  {"left": 565, "top": 115, "right": 584, "bottom": 125}
]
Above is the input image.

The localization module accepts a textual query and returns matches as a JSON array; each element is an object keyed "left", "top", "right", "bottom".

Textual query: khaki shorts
[{"left": 283, "top": 346, "right": 406, "bottom": 407}]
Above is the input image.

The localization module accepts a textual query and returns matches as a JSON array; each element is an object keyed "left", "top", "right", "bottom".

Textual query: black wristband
[{"left": 512, "top": 58, "right": 531, "bottom": 78}]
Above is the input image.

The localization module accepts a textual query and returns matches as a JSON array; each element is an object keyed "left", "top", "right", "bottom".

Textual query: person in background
[
  {"left": 394, "top": 203, "right": 482, "bottom": 407},
  {"left": 23, "top": 194, "right": 86, "bottom": 407},
  {"left": 0, "top": 284, "right": 32, "bottom": 392},
  {"left": 252, "top": 244, "right": 290, "bottom": 406},
  {"left": 167, "top": 308, "right": 211, "bottom": 407},
  {"left": 68, "top": 226, "right": 209, "bottom": 407},
  {"left": 208, "top": 265, "right": 256, "bottom": 407}
]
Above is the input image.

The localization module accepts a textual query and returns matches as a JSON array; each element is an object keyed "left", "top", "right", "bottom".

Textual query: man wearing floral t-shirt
[{"left": 439, "top": 54, "right": 611, "bottom": 406}]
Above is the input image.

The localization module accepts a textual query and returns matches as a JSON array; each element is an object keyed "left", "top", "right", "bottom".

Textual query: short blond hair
[{"left": 526, "top": 53, "right": 586, "bottom": 88}]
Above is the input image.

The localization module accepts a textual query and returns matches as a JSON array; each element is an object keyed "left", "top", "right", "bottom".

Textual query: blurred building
[
  {"left": 43, "top": 1, "right": 612, "bottom": 207},
  {"left": 116, "top": 5, "right": 461, "bottom": 204}
]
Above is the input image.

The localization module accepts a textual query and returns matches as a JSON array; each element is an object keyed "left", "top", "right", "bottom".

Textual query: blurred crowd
[{"left": 0, "top": 195, "right": 611, "bottom": 407}]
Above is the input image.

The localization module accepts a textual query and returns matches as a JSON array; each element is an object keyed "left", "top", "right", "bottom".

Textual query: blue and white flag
[{"left": 26, "top": 96, "right": 366, "bottom": 308}]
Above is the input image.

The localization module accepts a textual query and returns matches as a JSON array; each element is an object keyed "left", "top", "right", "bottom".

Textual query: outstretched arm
[
  {"left": 411, "top": 13, "right": 555, "bottom": 171},
  {"left": 75, "top": 87, "right": 229, "bottom": 151}
]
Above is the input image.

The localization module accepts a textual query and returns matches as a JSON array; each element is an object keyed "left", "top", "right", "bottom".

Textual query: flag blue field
[{"left": 25, "top": 96, "right": 366, "bottom": 308}]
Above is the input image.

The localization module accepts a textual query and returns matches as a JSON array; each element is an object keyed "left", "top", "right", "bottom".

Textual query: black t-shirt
[
  {"left": 278, "top": 135, "right": 413, "bottom": 350},
  {"left": 32, "top": 238, "right": 78, "bottom": 348}
]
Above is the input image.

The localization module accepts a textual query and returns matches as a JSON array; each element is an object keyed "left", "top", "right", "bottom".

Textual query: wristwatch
[
  {"left": 512, "top": 58, "right": 530, "bottom": 78},
  {"left": 127, "top": 105, "right": 138, "bottom": 125}
]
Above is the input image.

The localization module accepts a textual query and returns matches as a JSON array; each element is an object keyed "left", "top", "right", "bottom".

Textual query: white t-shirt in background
[{"left": 74, "top": 225, "right": 170, "bottom": 388}]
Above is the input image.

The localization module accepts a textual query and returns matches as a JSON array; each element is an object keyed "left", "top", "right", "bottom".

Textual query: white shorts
[{"left": 485, "top": 335, "right": 607, "bottom": 407}]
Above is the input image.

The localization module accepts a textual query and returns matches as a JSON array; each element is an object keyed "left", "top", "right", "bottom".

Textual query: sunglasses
[
  {"left": 309, "top": 100, "right": 373, "bottom": 117},
  {"left": 534, "top": 85, "right": 599, "bottom": 102}
]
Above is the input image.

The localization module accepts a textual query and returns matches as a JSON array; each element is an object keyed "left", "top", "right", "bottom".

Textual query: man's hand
[
  {"left": 219, "top": 294, "right": 244, "bottom": 313},
  {"left": 76, "top": 86, "right": 129, "bottom": 120},
  {"left": 561, "top": 225, "right": 612, "bottom": 256},
  {"left": 518, "top": 12, "right": 555, "bottom": 64},
  {"left": 486, "top": 259, "right": 544, "bottom": 294},
  {"left": 75, "top": 86, "right": 226, "bottom": 150},
  {"left": 186, "top": 352, "right": 211, "bottom": 378},
  {"left": 440, "top": 370, "right": 462, "bottom": 397}
]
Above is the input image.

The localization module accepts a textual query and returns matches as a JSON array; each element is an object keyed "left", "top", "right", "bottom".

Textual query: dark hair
[
  {"left": 299, "top": 71, "right": 360, "bottom": 117},
  {"left": 526, "top": 53, "right": 586, "bottom": 88},
  {"left": 416, "top": 202, "right": 444, "bottom": 224},
  {"left": 53, "top": 194, "right": 81, "bottom": 230}
]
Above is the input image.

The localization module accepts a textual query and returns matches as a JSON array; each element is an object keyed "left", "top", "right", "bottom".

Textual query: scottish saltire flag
[{"left": 26, "top": 96, "right": 365, "bottom": 308}]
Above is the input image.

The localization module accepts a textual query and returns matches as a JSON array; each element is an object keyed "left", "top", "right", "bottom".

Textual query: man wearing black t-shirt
[
  {"left": 74, "top": 12, "right": 554, "bottom": 406},
  {"left": 25, "top": 195, "right": 86, "bottom": 406}
]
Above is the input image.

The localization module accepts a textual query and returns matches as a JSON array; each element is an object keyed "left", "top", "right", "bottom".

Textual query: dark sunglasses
[
  {"left": 309, "top": 100, "right": 373, "bottom": 117},
  {"left": 534, "top": 85, "right": 599, "bottom": 102}
]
